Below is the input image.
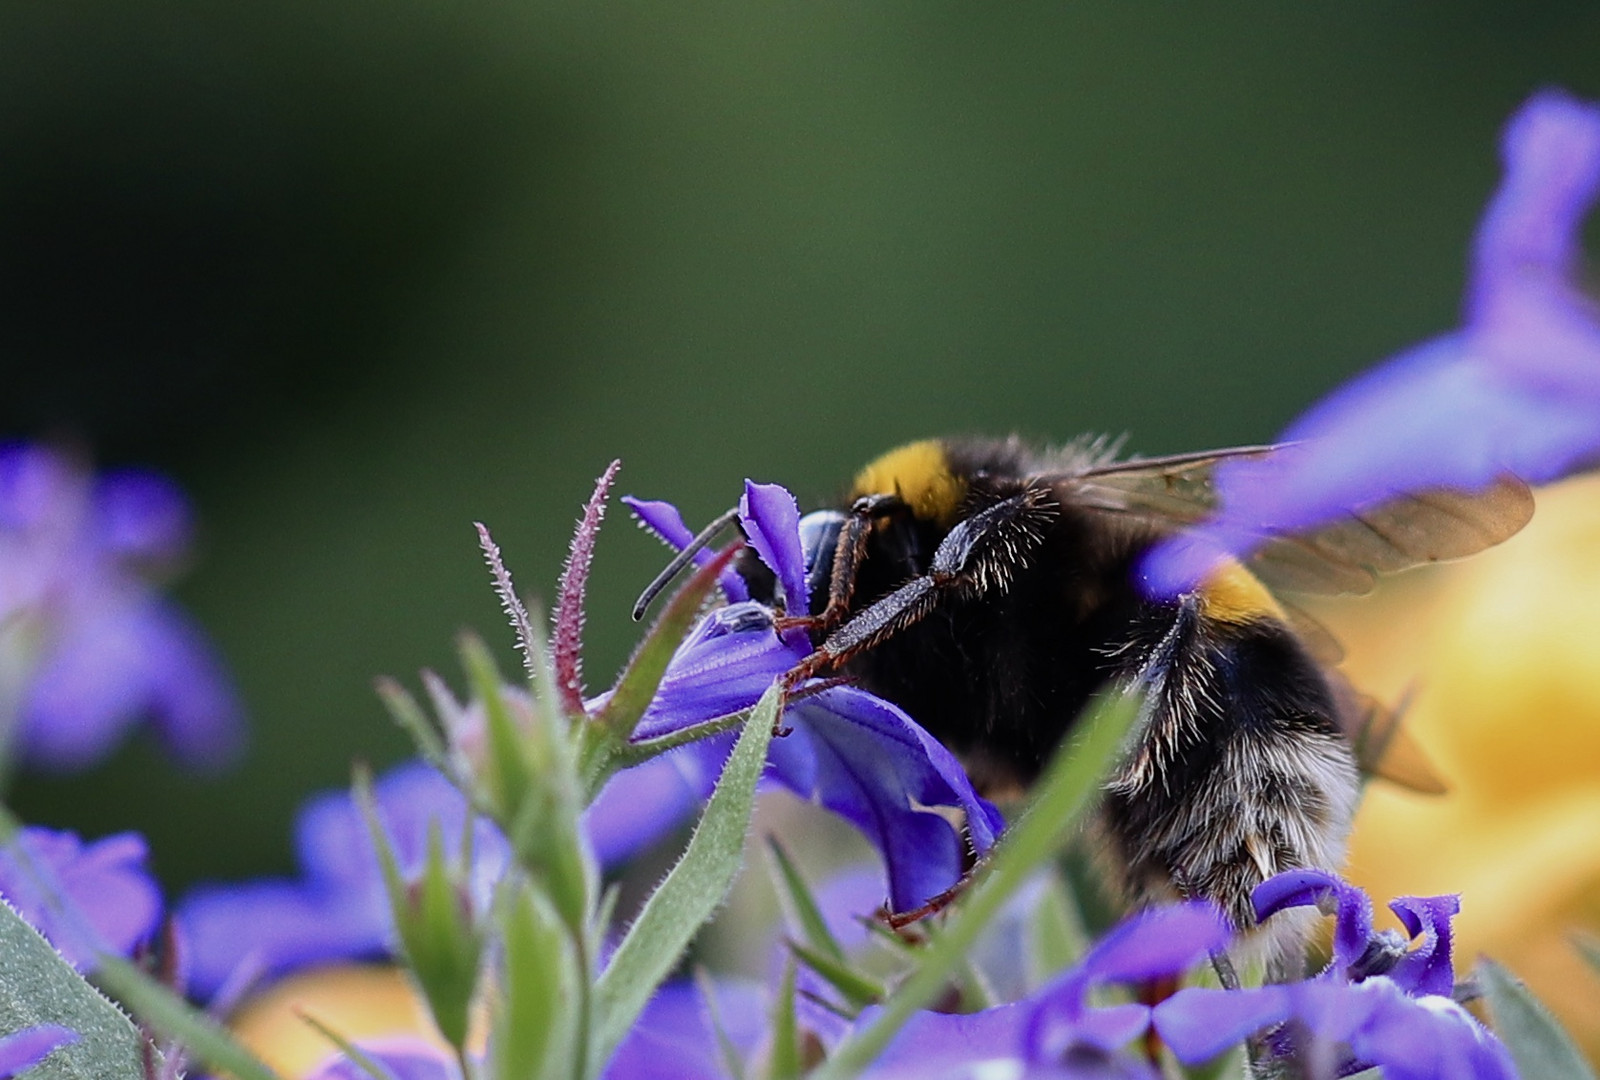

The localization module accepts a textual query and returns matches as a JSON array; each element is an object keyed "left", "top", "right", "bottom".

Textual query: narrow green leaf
[
  {"left": 765, "top": 839, "right": 846, "bottom": 964},
  {"left": 786, "top": 940, "right": 883, "bottom": 1010},
  {"left": 1028, "top": 869, "right": 1088, "bottom": 985},
  {"left": 374, "top": 676, "right": 450, "bottom": 773},
  {"left": 811, "top": 689, "right": 1139, "bottom": 1080},
  {"left": 694, "top": 967, "right": 747, "bottom": 1080},
  {"left": 591, "top": 683, "right": 780, "bottom": 1066},
  {"left": 1480, "top": 957, "right": 1598, "bottom": 1080},
  {"left": 295, "top": 1013, "right": 400, "bottom": 1080},
  {"left": 764, "top": 960, "right": 802, "bottom": 1080},
  {"left": 92, "top": 954, "right": 281, "bottom": 1080},
  {"left": 596, "top": 545, "right": 741, "bottom": 743},
  {"left": 0, "top": 903, "right": 147, "bottom": 1080},
  {"left": 492, "top": 885, "right": 581, "bottom": 1080},
  {"left": 459, "top": 633, "right": 537, "bottom": 818}
]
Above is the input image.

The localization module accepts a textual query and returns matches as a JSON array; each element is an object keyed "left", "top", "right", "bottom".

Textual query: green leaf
[
  {"left": 764, "top": 960, "right": 802, "bottom": 1080},
  {"left": 1479, "top": 956, "right": 1598, "bottom": 1080},
  {"left": 1027, "top": 869, "right": 1088, "bottom": 985},
  {"left": 786, "top": 940, "right": 883, "bottom": 1010},
  {"left": 0, "top": 902, "right": 147, "bottom": 1080},
  {"left": 694, "top": 967, "right": 747, "bottom": 1080},
  {"left": 374, "top": 676, "right": 451, "bottom": 775},
  {"left": 92, "top": 954, "right": 282, "bottom": 1080},
  {"left": 810, "top": 689, "right": 1139, "bottom": 1080},
  {"left": 492, "top": 884, "right": 582, "bottom": 1080},
  {"left": 591, "top": 683, "right": 781, "bottom": 1068},
  {"left": 764, "top": 838, "right": 845, "bottom": 964}
]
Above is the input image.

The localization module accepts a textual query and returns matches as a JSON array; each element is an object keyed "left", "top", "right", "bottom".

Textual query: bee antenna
[{"left": 631, "top": 506, "right": 742, "bottom": 620}]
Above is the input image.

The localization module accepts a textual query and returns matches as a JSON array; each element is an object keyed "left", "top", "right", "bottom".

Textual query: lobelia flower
[
  {"left": 0, "top": 825, "right": 162, "bottom": 972},
  {"left": 0, "top": 442, "right": 243, "bottom": 771},
  {"left": 620, "top": 481, "right": 1005, "bottom": 912},
  {"left": 1142, "top": 89, "right": 1600, "bottom": 597},
  {"left": 178, "top": 761, "right": 510, "bottom": 999},
  {"left": 863, "top": 901, "right": 1232, "bottom": 1080},
  {"left": 0, "top": 1025, "right": 78, "bottom": 1079},
  {"left": 1152, "top": 869, "right": 1515, "bottom": 1080}
]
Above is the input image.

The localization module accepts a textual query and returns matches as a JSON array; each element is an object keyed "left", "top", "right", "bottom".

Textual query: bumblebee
[{"left": 646, "top": 436, "right": 1532, "bottom": 962}]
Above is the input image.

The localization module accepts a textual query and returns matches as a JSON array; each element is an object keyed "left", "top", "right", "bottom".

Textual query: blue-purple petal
[
  {"left": 630, "top": 603, "right": 794, "bottom": 741},
  {"left": 304, "top": 1039, "right": 461, "bottom": 1080},
  {"left": 774, "top": 686, "right": 1003, "bottom": 911},
  {"left": 621, "top": 496, "right": 749, "bottom": 603},
  {"left": 583, "top": 745, "right": 723, "bottom": 867},
  {"left": 1074, "top": 901, "right": 1231, "bottom": 989},
  {"left": 0, "top": 1025, "right": 78, "bottom": 1079},
  {"left": 1141, "top": 90, "right": 1600, "bottom": 596},
  {"left": 1153, "top": 986, "right": 1290, "bottom": 1065},
  {"left": 0, "top": 828, "right": 162, "bottom": 972},
  {"left": 1385, "top": 894, "right": 1459, "bottom": 999},
  {"left": 1468, "top": 89, "right": 1600, "bottom": 340},
  {"left": 92, "top": 469, "right": 193, "bottom": 564},
  {"left": 1252, "top": 868, "right": 1371, "bottom": 976},
  {"left": 604, "top": 978, "right": 769, "bottom": 1080},
  {"left": 1339, "top": 979, "right": 1516, "bottom": 1080},
  {"left": 738, "top": 482, "right": 809, "bottom": 618},
  {"left": 870, "top": 1002, "right": 1032, "bottom": 1071}
]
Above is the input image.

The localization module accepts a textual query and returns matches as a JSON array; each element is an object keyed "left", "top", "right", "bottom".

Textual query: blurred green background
[{"left": 3, "top": 2, "right": 1598, "bottom": 892}]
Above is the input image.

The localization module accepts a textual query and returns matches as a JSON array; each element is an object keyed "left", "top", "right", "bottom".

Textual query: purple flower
[
  {"left": 1153, "top": 870, "right": 1515, "bottom": 1079},
  {"left": 620, "top": 481, "right": 1004, "bottom": 912},
  {"left": 1143, "top": 89, "right": 1600, "bottom": 596},
  {"left": 300, "top": 980, "right": 771, "bottom": 1080},
  {"left": 0, "top": 826, "right": 162, "bottom": 972},
  {"left": 866, "top": 901, "right": 1230, "bottom": 1079},
  {"left": 177, "top": 762, "right": 509, "bottom": 999},
  {"left": 303, "top": 1037, "right": 461, "bottom": 1080},
  {"left": 0, "top": 1025, "right": 78, "bottom": 1079},
  {"left": 0, "top": 442, "right": 244, "bottom": 771}
]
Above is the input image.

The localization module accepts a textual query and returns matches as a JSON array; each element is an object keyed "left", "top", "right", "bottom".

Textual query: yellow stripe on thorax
[
  {"left": 1199, "top": 558, "right": 1285, "bottom": 625},
  {"left": 851, "top": 440, "right": 967, "bottom": 525}
]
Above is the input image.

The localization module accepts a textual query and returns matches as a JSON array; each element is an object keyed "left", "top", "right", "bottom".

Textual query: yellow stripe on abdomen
[{"left": 1199, "top": 559, "right": 1285, "bottom": 625}]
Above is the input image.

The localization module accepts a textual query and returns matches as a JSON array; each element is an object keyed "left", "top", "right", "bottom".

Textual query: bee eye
[{"left": 798, "top": 510, "right": 846, "bottom": 614}]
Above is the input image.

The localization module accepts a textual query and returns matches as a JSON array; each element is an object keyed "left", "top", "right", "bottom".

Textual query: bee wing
[
  {"left": 1057, "top": 445, "right": 1535, "bottom": 596},
  {"left": 1324, "top": 671, "right": 1448, "bottom": 795}
]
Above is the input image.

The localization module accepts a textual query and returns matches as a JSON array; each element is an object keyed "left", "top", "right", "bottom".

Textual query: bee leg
[
  {"left": 774, "top": 493, "right": 907, "bottom": 636},
  {"left": 785, "top": 486, "right": 1059, "bottom": 685}
]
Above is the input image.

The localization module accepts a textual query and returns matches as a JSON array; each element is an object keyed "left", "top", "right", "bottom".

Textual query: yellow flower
[{"left": 1311, "top": 472, "right": 1600, "bottom": 1058}]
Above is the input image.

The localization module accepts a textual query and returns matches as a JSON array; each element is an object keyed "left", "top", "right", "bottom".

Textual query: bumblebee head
[{"left": 849, "top": 440, "right": 967, "bottom": 526}]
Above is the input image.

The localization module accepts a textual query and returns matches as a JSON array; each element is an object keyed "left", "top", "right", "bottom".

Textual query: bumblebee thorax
[{"left": 850, "top": 439, "right": 967, "bottom": 525}]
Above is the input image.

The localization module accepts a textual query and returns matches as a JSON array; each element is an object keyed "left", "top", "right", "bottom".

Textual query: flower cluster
[{"left": 0, "top": 442, "right": 243, "bottom": 771}]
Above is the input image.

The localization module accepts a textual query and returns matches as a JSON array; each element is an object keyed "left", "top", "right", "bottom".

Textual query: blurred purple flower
[
  {"left": 1144, "top": 89, "right": 1600, "bottom": 596},
  {"left": 0, "top": 442, "right": 243, "bottom": 771},
  {"left": 0, "top": 1025, "right": 78, "bottom": 1079},
  {"left": 177, "top": 761, "right": 509, "bottom": 999},
  {"left": 619, "top": 481, "right": 1004, "bottom": 912},
  {"left": 0, "top": 826, "right": 162, "bottom": 972},
  {"left": 1153, "top": 870, "right": 1514, "bottom": 1079},
  {"left": 303, "top": 1037, "right": 461, "bottom": 1080},
  {"left": 300, "top": 979, "right": 770, "bottom": 1080}
]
